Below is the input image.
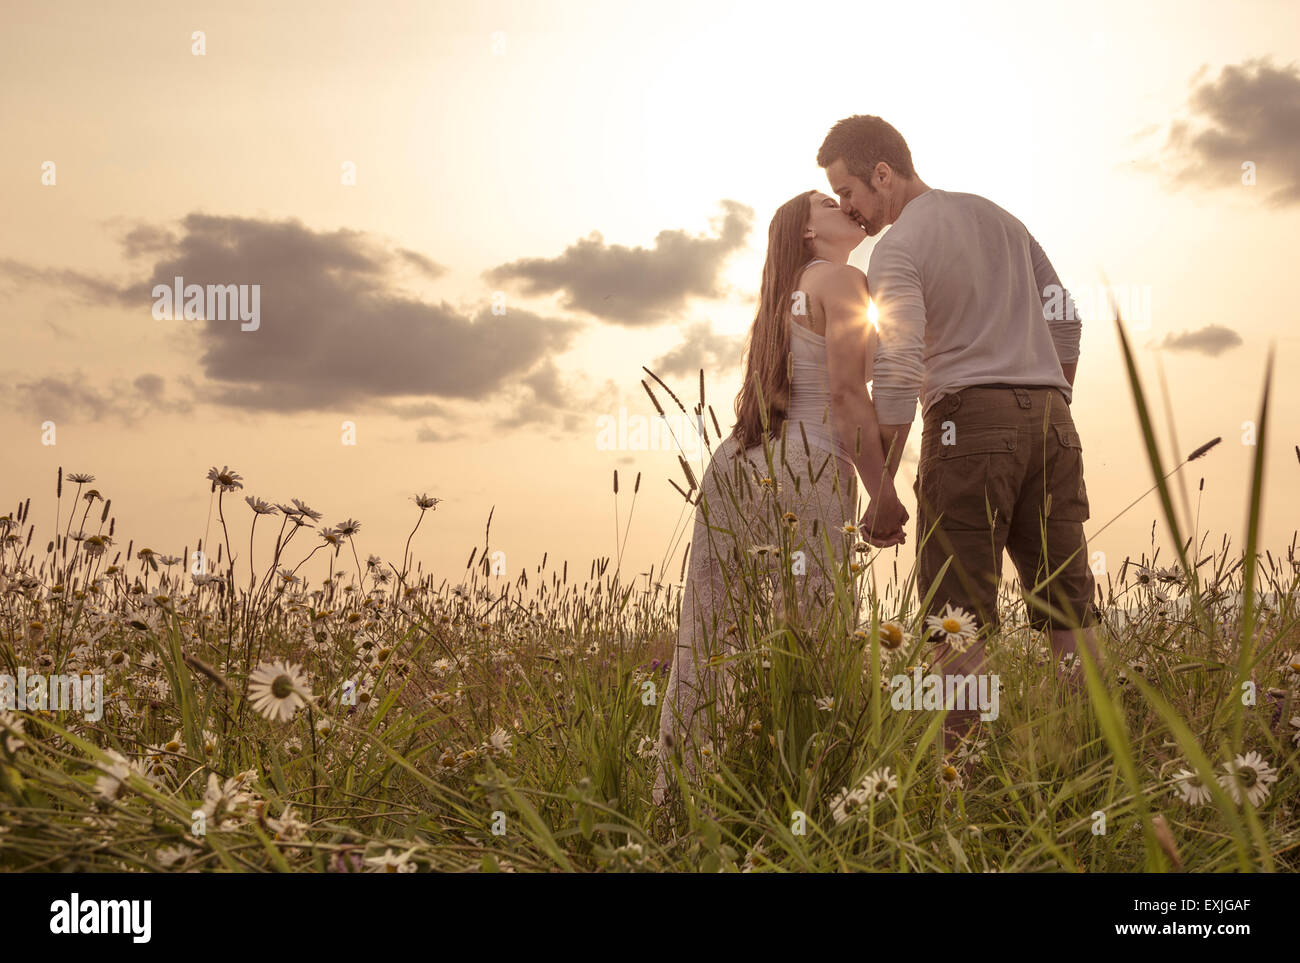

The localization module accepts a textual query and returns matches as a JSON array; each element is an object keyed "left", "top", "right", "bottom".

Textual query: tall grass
[{"left": 0, "top": 321, "right": 1297, "bottom": 871}]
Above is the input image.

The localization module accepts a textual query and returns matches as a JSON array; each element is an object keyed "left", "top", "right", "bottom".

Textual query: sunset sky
[{"left": 2, "top": 0, "right": 1298, "bottom": 603}]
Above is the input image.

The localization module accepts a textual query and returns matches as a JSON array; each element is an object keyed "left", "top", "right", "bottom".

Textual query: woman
[{"left": 653, "top": 190, "right": 908, "bottom": 805}]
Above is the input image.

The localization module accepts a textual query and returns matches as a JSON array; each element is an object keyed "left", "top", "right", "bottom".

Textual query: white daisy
[
  {"left": 925, "top": 603, "right": 979, "bottom": 652},
  {"left": 247, "top": 660, "right": 313, "bottom": 722},
  {"left": 364, "top": 848, "right": 418, "bottom": 873},
  {"left": 862, "top": 766, "right": 898, "bottom": 801},
  {"left": 1218, "top": 751, "right": 1278, "bottom": 807},
  {"left": 483, "top": 727, "right": 513, "bottom": 757},
  {"left": 1172, "top": 767, "right": 1212, "bottom": 806},
  {"left": 815, "top": 696, "right": 835, "bottom": 712},
  {"left": 829, "top": 784, "right": 869, "bottom": 824}
]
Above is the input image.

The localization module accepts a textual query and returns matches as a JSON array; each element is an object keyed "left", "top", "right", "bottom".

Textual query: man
[{"left": 817, "top": 114, "right": 1103, "bottom": 753}]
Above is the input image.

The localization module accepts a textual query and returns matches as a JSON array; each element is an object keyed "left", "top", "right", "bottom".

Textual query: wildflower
[
  {"left": 1219, "top": 751, "right": 1278, "bottom": 807},
  {"left": 483, "top": 727, "right": 513, "bottom": 758},
  {"left": 67, "top": 472, "right": 95, "bottom": 484},
  {"left": 267, "top": 806, "right": 310, "bottom": 841},
  {"left": 840, "top": 522, "right": 859, "bottom": 536},
  {"left": 815, "top": 696, "right": 835, "bottom": 712},
  {"left": 782, "top": 511, "right": 798, "bottom": 526},
  {"left": 143, "top": 744, "right": 178, "bottom": 780},
  {"left": 200, "top": 772, "right": 254, "bottom": 828},
  {"left": 364, "top": 848, "right": 418, "bottom": 873},
  {"left": 1172, "top": 767, "right": 1212, "bottom": 806},
  {"left": 863, "top": 766, "right": 898, "bottom": 801},
  {"left": 878, "top": 620, "right": 908, "bottom": 650},
  {"left": 830, "top": 784, "right": 868, "bottom": 824},
  {"left": 244, "top": 496, "right": 278, "bottom": 515},
  {"left": 156, "top": 844, "right": 197, "bottom": 869},
  {"left": 191, "top": 729, "right": 219, "bottom": 758},
  {"left": 925, "top": 603, "right": 979, "bottom": 652},
  {"left": 83, "top": 535, "right": 110, "bottom": 558},
  {"left": 206, "top": 465, "right": 244, "bottom": 492},
  {"left": 437, "top": 747, "right": 458, "bottom": 768},
  {"left": 748, "top": 544, "right": 780, "bottom": 559},
  {"left": 336, "top": 519, "right": 362, "bottom": 537},
  {"left": 247, "top": 660, "right": 313, "bottom": 722},
  {"left": 93, "top": 749, "right": 138, "bottom": 803},
  {"left": 27, "top": 621, "right": 46, "bottom": 644},
  {"left": 414, "top": 493, "right": 442, "bottom": 510},
  {"left": 953, "top": 736, "right": 988, "bottom": 768},
  {"left": 939, "top": 762, "right": 964, "bottom": 791},
  {"left": 636, "top": 736, "right": 657, "bottom": 759}
]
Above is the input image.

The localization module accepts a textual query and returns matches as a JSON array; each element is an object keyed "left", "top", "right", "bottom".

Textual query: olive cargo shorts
[{"left": 912, "top": 385, "right": 1101, "bottom": 638}]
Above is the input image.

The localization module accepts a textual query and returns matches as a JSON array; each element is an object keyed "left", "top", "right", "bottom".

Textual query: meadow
[{"left": 1, "top": 325, "right": 1297, "bottom": 873}]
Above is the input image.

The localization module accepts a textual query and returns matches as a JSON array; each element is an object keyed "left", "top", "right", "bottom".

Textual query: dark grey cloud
[
  {"left": 652, "top": 321, "right": 744, "bottom": 378},
  {"left": 1160, "top": 58, "right": 1300, "bottom": 206},
  {"left": 1152, "top": 324, "right": 1243, "bottom": 357},
  {"left": 482, "top": 200, "right": 754, "bottom": 326},
  {"left": 2, "top": 214, "right": 581, "bottom": 417}
]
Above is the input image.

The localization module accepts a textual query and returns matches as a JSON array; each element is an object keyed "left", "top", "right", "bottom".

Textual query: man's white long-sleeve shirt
[{"left": 866, "top": 188, "right": 1081, "bottom": 425}]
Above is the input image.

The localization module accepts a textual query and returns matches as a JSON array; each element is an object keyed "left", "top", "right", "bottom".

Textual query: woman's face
[{"left": 807, "top": 191, "right": 867, "bottom": 244}]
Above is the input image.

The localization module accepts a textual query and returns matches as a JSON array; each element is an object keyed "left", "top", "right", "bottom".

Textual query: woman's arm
[{"left": 820, "top": 266, "right": 897, "bottom": 504}]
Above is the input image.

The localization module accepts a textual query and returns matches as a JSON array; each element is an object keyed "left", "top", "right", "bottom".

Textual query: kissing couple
[{"left": 653, "top": 114, "right": 1103, "bottom": 806}]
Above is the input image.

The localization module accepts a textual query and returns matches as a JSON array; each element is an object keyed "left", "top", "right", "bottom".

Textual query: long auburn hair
[{"left": 733, "top": 190, "right": 817, "bottom": 450}]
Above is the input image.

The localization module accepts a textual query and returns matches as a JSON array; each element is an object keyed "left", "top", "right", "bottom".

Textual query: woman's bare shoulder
[
  {"left": 802, "top": 262, "right": 868, "bottom": 298},
  {"left": 800, "top": 261, "right": 863, "bottom": 291}
]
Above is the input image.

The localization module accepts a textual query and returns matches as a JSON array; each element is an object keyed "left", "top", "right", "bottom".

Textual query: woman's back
[{"left": 782, "top": 258, "right": 855, "bottom": 464}]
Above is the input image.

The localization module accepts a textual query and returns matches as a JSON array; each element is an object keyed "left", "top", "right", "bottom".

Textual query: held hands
[{"left": 862, "top": 483, "right": 909, "bottom": 548}]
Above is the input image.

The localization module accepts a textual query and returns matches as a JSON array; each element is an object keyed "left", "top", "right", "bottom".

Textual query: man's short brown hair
[{"left": 817, "top": 114, "right": 916, "bottom": 182}]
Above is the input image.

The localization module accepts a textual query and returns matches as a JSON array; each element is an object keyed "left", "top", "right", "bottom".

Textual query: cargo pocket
[
  {"left": 933, "top": 425, "right": 1020, "bottom": 531},
  {"left": 1046, "top": 423, "right": 1090, "bottom": 522}
]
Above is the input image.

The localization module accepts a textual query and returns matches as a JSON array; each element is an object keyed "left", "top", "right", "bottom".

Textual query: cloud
[
  {"left": 651, "top": 321, "right": 744, "bottom": 378},
  {"left": 1, "top": 371, "right": 194, "bottom": 424},
  {"left": 493, "top": 359, "right": 617, "bottom": 431},
  {"left": 397, "top": 249, "right": 448, "bottom": 281},
  {"left": 482, "top": 201, "right": 754, "bottom": 325},
  {"left": 1151, "top": 324, "right": 1243, "bottom": 356},
  {"left": 1, "top": 213, "right": 580, "bottom": 417},
  {"left": 1157, "top": 58, "right": 1300, "bottom": 206},
  {"left": 0, "top": 258, "right": 127, "bottom": 303}
]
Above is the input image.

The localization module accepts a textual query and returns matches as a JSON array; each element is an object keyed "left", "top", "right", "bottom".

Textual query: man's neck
[{"left": 892, "top": 178, "right": 932, "bottom": 221}]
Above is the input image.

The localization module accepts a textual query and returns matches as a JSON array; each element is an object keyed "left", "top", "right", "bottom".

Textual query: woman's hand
[{"left": 862, "top": 484, "right": 909, "bottom": 547}]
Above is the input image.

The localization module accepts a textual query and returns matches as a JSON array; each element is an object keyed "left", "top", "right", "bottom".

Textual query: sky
[{"left": 2, "top": 0, "right": 1298, "bottom": 603}]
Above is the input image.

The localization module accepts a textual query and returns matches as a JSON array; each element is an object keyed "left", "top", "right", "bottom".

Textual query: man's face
[{"left": 826, "top": 157, "right": 889, "bottom": 236}]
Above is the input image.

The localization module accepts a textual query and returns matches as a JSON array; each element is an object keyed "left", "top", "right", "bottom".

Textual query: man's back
[{"left": 866, "top": 188, "right": 1080, "bottom": 426}]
